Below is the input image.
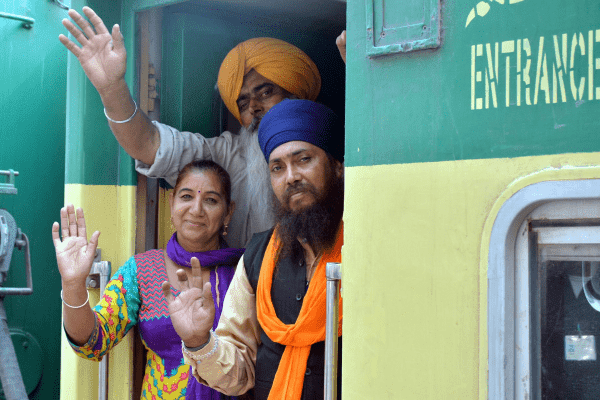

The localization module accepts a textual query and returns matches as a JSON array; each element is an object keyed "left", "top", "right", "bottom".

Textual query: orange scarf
[{"left": 256, "top": 224, "right": 343, "bottom": 400}]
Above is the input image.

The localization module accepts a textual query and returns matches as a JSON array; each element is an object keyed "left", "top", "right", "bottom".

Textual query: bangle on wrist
[
  {"left": 183, "top": 329, "right": 212, "bottom": 351},
  {"left": 182, "top": 330, "right": 218, "bottom": 362},
  {"left": 184, "top": 338, "right": 210, "bottom": 352},
  {"left": 104, "top": 100, "right": 138, "bottom": 124},
  {"left": 61, "top": 289, "right": 90, "bottom": 309}
]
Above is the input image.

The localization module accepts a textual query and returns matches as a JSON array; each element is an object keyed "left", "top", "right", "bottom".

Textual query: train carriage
[{"left": 1, "top": 0, "right": 600, "bottom": 399}]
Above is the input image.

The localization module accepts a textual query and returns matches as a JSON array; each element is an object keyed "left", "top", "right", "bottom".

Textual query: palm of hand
[
  {"left": 168, "top": 287, "right": 215, "bottom": 342},
  {"left": 78, "top": 33, "right": 126, "bottom": 91},
  {"left": 55, "top": 236, "right": 95, "bottom": 282}
]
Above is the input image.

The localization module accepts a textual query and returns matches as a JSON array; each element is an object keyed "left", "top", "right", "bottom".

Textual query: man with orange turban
[{"left": 60, "top": 7, "right": 332, "bottom": 248}]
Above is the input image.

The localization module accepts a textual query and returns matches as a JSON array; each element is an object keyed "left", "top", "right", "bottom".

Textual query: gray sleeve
[{"left": 135, "top": 121, "right": 240, "bottom": 187}]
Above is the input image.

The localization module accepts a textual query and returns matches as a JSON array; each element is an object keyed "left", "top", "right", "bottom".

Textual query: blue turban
[{"left": 258, "top": 99, "right": 344, "bottom": 163}]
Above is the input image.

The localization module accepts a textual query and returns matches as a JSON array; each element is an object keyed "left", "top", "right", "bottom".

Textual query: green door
[{"left": 0, "top": 1, "right": 69, "bottom": 398}]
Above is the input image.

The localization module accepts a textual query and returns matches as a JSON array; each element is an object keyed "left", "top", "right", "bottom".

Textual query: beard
[
  {"left": 273, "top": 170, "right": 344, "bottom": 260},
  {"left": 237, "top": 124, "right": 273, "bottom": 221},
  {"left": 247, "top": 116, "right": 262, "bottom": 133}
]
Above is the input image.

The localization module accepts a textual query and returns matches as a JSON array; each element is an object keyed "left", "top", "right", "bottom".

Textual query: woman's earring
[{"left": 222, "top": 225, "right": 228, "bottom": 236}]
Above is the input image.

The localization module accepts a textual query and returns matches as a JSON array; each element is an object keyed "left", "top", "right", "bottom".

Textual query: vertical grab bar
[
  {"left": 88, "top": 260, "right": 111, "bottom": 400},
  {"left": 325, "top": 262, "right": 342, "bottom": 400}
]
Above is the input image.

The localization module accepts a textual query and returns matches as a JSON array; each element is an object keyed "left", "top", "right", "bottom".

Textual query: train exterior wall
[
  {"left": 1, "top": 1, "right": 68, "bottom": 398},
  {"left": 344, "top": 0, "right": 600, "bottom": 398},
  {"left": 59, "top": 1, "right": 138, "bottom": 399}
]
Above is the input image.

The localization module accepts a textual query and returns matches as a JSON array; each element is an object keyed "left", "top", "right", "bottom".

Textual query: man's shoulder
[
  {"left": 243, "top": 228, "right": 274, "bottom": 262},
  {"left": 242, "top": 228, "right": 275, "bottom": 287}
]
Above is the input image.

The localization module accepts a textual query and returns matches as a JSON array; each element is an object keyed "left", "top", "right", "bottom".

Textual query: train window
[
  {"left": 487, "top": 180, "right": 600, "bottom": 400},
  {"left": 523, "top": 222, "right": 600, "bottom": 399}
]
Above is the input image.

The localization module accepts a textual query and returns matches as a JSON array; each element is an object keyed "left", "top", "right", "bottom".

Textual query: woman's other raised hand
[
  {"left": 52, "top": 204, "right": 100, "bottom": 286},
  {"left": 59, "top": 7, "right": 127, "bottom": 95},
  {"left": 162, "top": 257, "right": 215, "bottom": 348}
]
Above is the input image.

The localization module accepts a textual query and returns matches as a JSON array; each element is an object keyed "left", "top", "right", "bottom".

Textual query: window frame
[{"left": 488, "top": 179, "right": 600, "bottom": 400}]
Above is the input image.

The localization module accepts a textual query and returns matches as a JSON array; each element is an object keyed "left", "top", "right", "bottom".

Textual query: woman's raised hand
[
  {"left": 52, "top": 205, "right": 100, "bottom": 286},
  {"left": 58, "top": 7, "right": 127, "bottom": 95},
  {"left": 162, "top": 258, "right": 215, "bottom": 348}
]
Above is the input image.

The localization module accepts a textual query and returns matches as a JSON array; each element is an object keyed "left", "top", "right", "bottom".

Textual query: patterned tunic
[{"left": 68, "top": 249, "right": 236, "bottom": 400}]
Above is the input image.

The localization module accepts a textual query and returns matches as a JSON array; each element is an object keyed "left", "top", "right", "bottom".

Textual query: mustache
[
  {"left": 282, "top": 183, "right": 318, "bottom": 205},
  {"left": 247, "top": 115, "right": 263, "bottom": 132}
]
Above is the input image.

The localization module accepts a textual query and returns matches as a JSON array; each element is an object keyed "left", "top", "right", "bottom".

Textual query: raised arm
[
  {"left": 162, "top": 257, "right": 215, "bottom": 348},
  {"left": 164, "top": 257, "right": 259, "bottom": 395},
  {"left": 59, "top": 7, "right": 159, "bottom": 165},
  {"left": 52, "top": 205, "right": 100, "bottom": 345}
]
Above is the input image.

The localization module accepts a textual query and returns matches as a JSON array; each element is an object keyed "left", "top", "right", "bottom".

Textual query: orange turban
[{"left": 217, "top": 38, "right": 321, "bottom": 124}]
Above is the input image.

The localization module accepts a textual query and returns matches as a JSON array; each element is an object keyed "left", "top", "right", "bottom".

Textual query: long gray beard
[{"left": 238, "top": 125, "right": 273, "bottom": 226}]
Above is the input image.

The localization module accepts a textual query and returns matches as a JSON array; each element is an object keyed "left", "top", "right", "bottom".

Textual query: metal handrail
[
  {"left": 88, "top": 260, "right": 111, "bottom": 400},
  {"left": 0, "top": 232, "right": 33, "bottom": 296},
  {"left": 0, "top": 170, "right": 19, "bottom": 195},
  {"left": 325, "top": 262, "right": 342, "bottom": 400},
  {"left": 0, "top": 12, "right": 34, "bottom": 29}
]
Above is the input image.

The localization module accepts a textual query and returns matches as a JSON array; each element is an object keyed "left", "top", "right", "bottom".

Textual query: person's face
[
  {"left": 237, "top": 69, "right": 289, "bottom": 129},
  {"left": 169, "top": 170, "right": 234, "bottom": 251},
  {"left": 268, "top": 141, "right": 343, "bottom": 212}
]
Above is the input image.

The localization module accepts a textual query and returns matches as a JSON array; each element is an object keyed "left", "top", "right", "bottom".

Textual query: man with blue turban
[{"left": 164, "top": 100, "right": 345, "bottom": 400}]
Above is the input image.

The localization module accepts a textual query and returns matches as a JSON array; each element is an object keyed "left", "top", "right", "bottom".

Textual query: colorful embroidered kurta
[{"left": 68, "top": 249, "right": 236, "bottom": 400}]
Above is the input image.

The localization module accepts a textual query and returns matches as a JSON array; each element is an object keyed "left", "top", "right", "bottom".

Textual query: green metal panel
[
  {"left": 0, "top": 1, "right": 68, "bottom": 398},
  {"left": 65, "top": 0, "right": 134, "bottom": 186},
  {"left": 347, "top": 0, "right": 600, "bottom": 167},
  {"left": 366, "top": 0, "right": 441, "bottom": 56},
  {"left": 161, "top": 12, "right": 237, "bottom": 136}
]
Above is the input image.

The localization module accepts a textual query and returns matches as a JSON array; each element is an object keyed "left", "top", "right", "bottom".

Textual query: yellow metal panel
[
  {"left": 60, "top": 184, "right": 136, "bottom": 400},
  {"left": 342, "top": 152, "right": 600, "bottom": 400},
  {"left": 158, "top": 187, "right": 175, "bottom": 249}
]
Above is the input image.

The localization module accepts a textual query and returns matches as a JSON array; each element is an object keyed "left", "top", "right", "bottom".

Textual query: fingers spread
[
  {"left": 60, "top": 207, "right": 69, "bottom": 239},
  {"left": 161, "top": 281, "right": 175, "bottom": 303},
  {"left": 76, "top": 208, "right": 87, "bottom": 239},
  {"left": 87, "top": 231, "right": 101, "bottom": 254},
  {"left": 203, "top": 282, "right": 215, "bottom": 312},
  {"left": 190, "top": 257, "right": 205, "bottom": 289},
  {"left": 111, "top": 25, "right": 126, "bottom": 56},
  {"left": 177, "top": 269, "right": 191, "bottom": 291},
  {"left": 62, "top": 17, "right": 89, "bottom": 47},
  {"left": 83, "top": 7, "right": 109, "bottom": 35},
  {"left": 68, "top": 8, "right": 96, "bottom": 40},
  {"left": 52, "top": 222, "right": 61, "bottom": 246},
  {"left": 67, "top": 204, "right": 78, "bottom": 237},
  {"left": 58, "top": 33, "right": 82, "bottom": 57}
]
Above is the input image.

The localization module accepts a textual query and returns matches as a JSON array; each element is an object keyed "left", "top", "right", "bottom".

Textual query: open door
[{"left": 60, "top": 0, "right": 345, "bottom": 398}]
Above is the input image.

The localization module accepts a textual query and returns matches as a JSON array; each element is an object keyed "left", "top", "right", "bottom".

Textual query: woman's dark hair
[{"left": 173, "top": 160, "right": 232, "bottom": 207}]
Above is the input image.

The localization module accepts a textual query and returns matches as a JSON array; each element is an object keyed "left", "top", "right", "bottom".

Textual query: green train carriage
[{"left": 2, "top": 0, "right": 600, "bottom": 398}]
